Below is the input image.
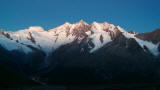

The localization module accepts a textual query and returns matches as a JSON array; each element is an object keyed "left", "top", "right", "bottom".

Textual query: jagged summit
[
  {"left": 1, "top": 20, "right": 160, "bottom": 87},
  {"left": 0, "top": 21, "right": 159, "bottom": 56},
  {"left": 51, "top": 20, "right": 114, "bottom": 32},
  {"left": 0, "top": 21, "right": 160, "bottom": 85},
  {"left": 78, "top": 20, "right": 87, "bottom": 24}
]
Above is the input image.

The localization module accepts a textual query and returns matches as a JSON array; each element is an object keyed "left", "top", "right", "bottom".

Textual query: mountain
[{"left": 0, "top": 20, "right": 160, "bottom": 86}]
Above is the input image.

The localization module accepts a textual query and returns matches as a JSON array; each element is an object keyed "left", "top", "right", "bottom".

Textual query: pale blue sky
[{"left": 0, "top": 0, "right": 159, "bottom": 32}]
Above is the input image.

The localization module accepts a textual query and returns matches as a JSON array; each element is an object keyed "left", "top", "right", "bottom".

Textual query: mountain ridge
[
  {"left": 0, "top": 21, "right": 159, "bottom": 56},
  {"left": 0, "top": 21, "right": 160, "bottom": 85}
]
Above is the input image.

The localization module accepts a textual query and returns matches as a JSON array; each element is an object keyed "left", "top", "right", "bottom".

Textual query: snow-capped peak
[
  {"left": 91, "top": 21, "right": 99, "bottom": 25},
  {"left": 75, "top": 20, "right": 88, "bottom": 26},
  {"left": 0, "top": 21, "right": 159, "bottom": 56},
  {"left": 63, "top": 22, "right": 71, "bottom": 26},
  {"left": 28, "top": 26, "right": 44, "bottom": 31},
  {"left": 79, "top": 20, "right": 87, "bottom": 24}
]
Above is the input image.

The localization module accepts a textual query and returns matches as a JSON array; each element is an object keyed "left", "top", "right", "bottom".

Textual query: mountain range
[{"left": 0, "top": 20, "right": 160, "bottom": 86}]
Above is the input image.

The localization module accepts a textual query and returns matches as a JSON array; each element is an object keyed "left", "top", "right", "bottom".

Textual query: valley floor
[{"left": 1, "top": 83, "right": 160, "bottom": 90}]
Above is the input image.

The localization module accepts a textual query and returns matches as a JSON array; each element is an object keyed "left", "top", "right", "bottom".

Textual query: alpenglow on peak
[{"left": 0, "top": 20, "right": 159, "bottom": 56}]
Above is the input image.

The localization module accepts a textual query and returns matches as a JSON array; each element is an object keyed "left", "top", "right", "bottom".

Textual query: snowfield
[{"left": 0, "top": 21, "right": 159, "bottom": 56}]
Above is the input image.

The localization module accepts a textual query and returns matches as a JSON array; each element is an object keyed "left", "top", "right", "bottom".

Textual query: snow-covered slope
[
  {"left": 0, "top": 20, "right": 159, "bottom": 56},
  {"left": 117, "top": 26, "right": 159, "bottom": 56},
  {"left": 89, "top": 22, "right": 112, "bottom": 53},
  {"left": 0, "top": 32, "right": 32, "bottom": 54}
]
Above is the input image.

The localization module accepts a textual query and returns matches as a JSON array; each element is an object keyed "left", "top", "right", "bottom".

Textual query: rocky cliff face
[
  {"left": 136, "top": 29, "right": 160, "bottom": 44},
  {"left": 0, "top": 21, "right": 160, "bottom": 85}
]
